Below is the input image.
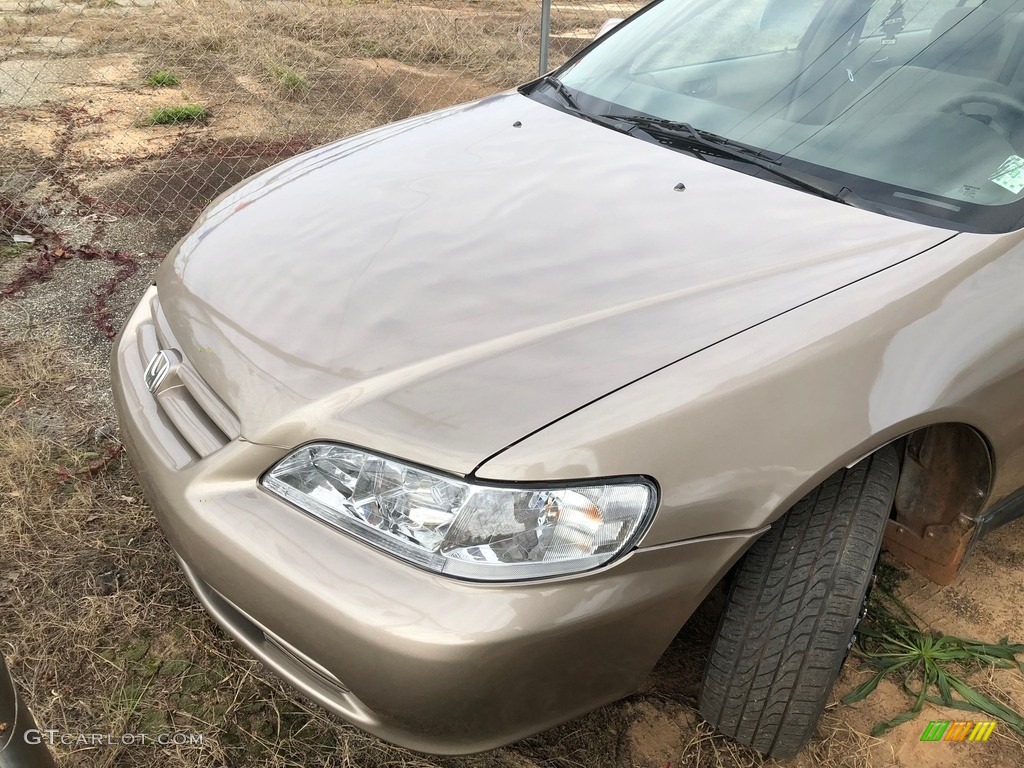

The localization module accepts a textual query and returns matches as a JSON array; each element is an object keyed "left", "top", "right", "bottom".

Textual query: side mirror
[{"left": 596, "top": 18, "right": 624, "bottom": 39}]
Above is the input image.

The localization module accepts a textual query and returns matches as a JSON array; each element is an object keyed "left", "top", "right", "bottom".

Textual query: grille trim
[
  {"left": 178, "top": 365, "right": 241, "bottom": 438},
  {"left": 132, "top": 294, "right": 240, "bottom": 465},
  {"left": 156, "top": 386, "right": 229, "bottom": 457}
]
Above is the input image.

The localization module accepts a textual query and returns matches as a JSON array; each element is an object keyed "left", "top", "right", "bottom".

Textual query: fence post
[{"left": 539, "top": 0, "right": 553, "bottom": 75}]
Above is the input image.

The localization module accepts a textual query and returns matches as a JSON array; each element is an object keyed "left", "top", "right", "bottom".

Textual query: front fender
[{"left": 474, "top": 228, "right": 1024, "bottom": 548}]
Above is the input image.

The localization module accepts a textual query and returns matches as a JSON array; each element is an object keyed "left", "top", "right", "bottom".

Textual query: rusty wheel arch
[{"left": 879, "top": 423, "right": 993, "bottom": 585}]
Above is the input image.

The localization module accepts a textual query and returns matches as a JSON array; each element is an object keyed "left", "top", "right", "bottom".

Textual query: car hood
[{"left": 157, "top": 92, "right": 952, "bottom": 476}]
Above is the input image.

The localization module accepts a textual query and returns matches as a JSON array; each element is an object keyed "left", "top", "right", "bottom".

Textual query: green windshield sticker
[{"left": 990, "top": 155, "right": 1024, "bottom": 194}]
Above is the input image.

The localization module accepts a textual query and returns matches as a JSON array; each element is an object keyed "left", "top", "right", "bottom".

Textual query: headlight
[{"left": 261, "top": 443, "right": 656, "bottom": 581}]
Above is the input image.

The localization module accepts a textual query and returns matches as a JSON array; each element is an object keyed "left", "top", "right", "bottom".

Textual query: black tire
[{"left": 698, "top": 446, "right": 900, "bottom": 758}]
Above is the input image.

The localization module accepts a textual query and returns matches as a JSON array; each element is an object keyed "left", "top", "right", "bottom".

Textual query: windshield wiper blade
[
  {"left": 539, "top": 75, "right": 582, "bottom": 112},
  {"left": 535, "top": 77, "right": 639, "bottom": 135},
  {"left": 608, "top": 114, "right": 782, "bottom": 163},
  {"left": 603, "top": 113, "right": 855, "bottom": 205}
]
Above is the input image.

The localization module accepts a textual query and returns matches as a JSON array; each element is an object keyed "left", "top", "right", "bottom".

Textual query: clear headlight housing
[{"left": 261, "top": 443, "right": 656, "bottom": 581}]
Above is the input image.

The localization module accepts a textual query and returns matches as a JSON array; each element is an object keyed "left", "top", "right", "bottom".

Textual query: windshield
[{"left": 533, "top": 0, "right": 1024, "bottom": 232}]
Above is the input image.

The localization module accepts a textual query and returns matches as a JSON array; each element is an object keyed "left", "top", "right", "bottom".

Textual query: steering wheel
[{"left": 938, "top": 91, "right": 1024, "bottom": 139}]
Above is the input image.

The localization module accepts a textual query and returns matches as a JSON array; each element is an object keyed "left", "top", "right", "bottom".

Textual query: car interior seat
[
  {"left": 913, "top": 7, "right": 1006, "bottom": 79},
  {"left": 853, "top": 4, "right": 1024, "bottom": 121}
]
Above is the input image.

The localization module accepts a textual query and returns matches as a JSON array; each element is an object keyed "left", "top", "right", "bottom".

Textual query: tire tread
[{"left": 698, "top": 447, "right": 900, "bottom": 758}]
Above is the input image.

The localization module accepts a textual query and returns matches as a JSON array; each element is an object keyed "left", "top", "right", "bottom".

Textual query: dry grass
[
  {"left": 0, "top": 0, "right": 632, "bottom": 228},
  {"left": 0, "top": 334, "right": 453, "bottom": 768},
  {"left": 0, "top": 0, "right": 546, "bottom": 88},
  {"left": 0, "top": 0, "right": 636, "bottom": 86},
  {"left": 0, "top": 0, "right": 554, "bottom": 219}
]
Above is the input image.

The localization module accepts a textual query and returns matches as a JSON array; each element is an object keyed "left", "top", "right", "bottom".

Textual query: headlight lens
[{"left": 261, "top": 443, "right": 656, "bottom": 581}]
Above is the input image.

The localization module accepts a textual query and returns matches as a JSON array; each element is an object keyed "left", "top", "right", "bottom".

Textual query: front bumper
[{"left": 112, "top": 286, "right": 758, "bottom": 754}]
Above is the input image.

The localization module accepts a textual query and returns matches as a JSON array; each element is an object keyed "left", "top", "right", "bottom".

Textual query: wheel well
[{"left": 881, "top": 423, "right": 992, "bottom": 585}]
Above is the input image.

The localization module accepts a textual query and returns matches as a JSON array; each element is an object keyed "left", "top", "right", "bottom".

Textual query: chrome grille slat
[
  {"left": 156, "top": 387, "right": 229, "bottom": 457},
  {"left": 131, "top": 292, "right": 240, "bottom": 465},
  {"left": 178, "top": 366, "right": 241, "bottom": 439},
  {"left": 151, "top": 295, "right": 177, "bottom": 350},
  {"left": 136, "top": 322, "right": 160, "bottom": 370},
  {"left": 122, "top": 340, "right": 197, "bottom": 469}
]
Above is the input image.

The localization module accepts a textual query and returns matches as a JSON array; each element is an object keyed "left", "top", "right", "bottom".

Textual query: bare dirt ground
[{"left": 3, "top": 1, "right": 1024, "bottom": 767}]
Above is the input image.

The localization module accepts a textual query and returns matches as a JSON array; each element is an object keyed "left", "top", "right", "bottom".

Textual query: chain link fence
[{"left": 0, "top": 0, "right": 646, "bottom": 249}]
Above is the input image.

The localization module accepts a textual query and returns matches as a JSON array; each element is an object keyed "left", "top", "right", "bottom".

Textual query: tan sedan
[{"left": 113, "top": 0, "right": 1024, "bottom": 758}]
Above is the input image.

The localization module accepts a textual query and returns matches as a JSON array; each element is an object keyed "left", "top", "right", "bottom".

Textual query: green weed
[
  {"left": 146, "top": 69, "right": 179, "bottom": 87},
  {"left": 844, "top": 579, "right": 1024, "bottom": 736},
  {"left": 144, "top": 104, "right": 208, "bottom": 125},
  {"left": 270, "top": 63, "right": 309, "bottom": 95}
]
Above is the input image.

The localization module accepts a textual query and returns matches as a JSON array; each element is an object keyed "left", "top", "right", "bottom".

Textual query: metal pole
[
  {"left": 0, "top": 653, "right": 56, "bottom": 768},
  {"left": 539, "top": 0, "right": 553, "bottom": 75}
]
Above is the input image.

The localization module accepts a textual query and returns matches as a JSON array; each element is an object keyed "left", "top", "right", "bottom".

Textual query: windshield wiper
[
  {"left": 535, "top": 77, "right": 636, "bottom": 133},
  {"left": 539, "top": 75, "right": 582, "bottom": 111},
  {"left": 603, "top": 113, "right": 857, "bottom": 206},
  {"left": 609, "top": 115, "right": 783, "bottom": 163}
]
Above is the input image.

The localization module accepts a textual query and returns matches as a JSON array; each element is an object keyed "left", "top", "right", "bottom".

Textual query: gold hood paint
[{"left": 157, "top": 93, "right": 951, "bottom": 475}]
